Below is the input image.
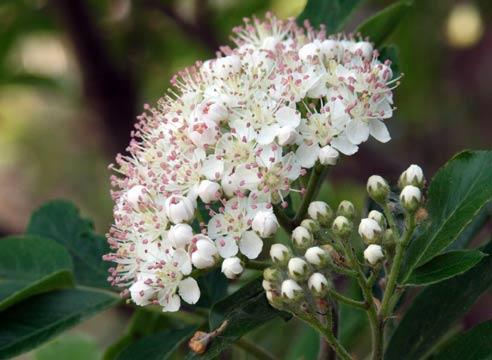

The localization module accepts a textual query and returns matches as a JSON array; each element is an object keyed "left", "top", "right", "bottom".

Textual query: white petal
[
  {"left": 257, "top": 144, "right": 281, "bottom": 168},
  {"left": 178, "top": 277, "right": 200, "bottom": 305},
  {"left": 368, "top": 119, "right": 391, "bottom": 143},
  {"left": 331, "top": 135, "right": 359, "bottom": 155},
  {"left": 239, "top": 231, "right": 263, "bottom": 259},
  {"left": 216, "top": 236, "right": 239, "bottom": 258},
  {"left": 346, "top": 119, "right": 370, "bottom": 145},
  {"left": 257, "top": 125, "right": 278, "bottom": 145},
  {"left": 160, "top": 293, "right": 181, "bottom": 312},
  {"left": 174, "top": 248, "right": 192, "bottom": 275},
  {"left": 208, "top": 214, "right": 226, "bottom": 239},
  {"left": 282, "top": 153, "right": 302, "bottom": 180},
  {"left": 201, "top": 156, "right": 224, "bottom": 180},
  {"left": 276, "top": 106, "right": 301, "bottom": 128},
  {"left": 295, "top": 143, "right": 320, "bottom": 168}
]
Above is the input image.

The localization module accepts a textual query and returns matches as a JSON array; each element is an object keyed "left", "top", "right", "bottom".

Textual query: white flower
[
  {"left": 318, "top": 145, "right": 339, "bottom": 165},
  {"left": 288, "top": 257, "right": 309, "bottom": 279},
  {"left": 221, "top": 257, "right": 244, "bottom": 279},
  {"left": 197, "top": 180, "right": 221, "bottom": 203},
  {"left": 308, "top": 273, "right": 328, "bottom": 295},
  {"left": 277, "top": 126, "right": 298, "bottom": 146},
  {"left": 358, "top": 218, "right": 382, "bottom": 243},
  {"left": 292, "top": 226, "right": 313, "bottom": 249},
  {"left": 304, "top": 246, "right": 329, "bottom": 266},
  {"left": 168, "top": 223, "right": 194, "bottom": 248},
  {"left": 251, "top": 210, "right": 278, "bottom": 238},
  {"left": 207, "top": 196, "right": 268, "bottom": 259},
  {"left": 270, "top": 243, "right": 291, "bottom": 264},
  {"left": 307, "top": 201, "right": 332, "bottom": 225},
  {"left": 257, "top": 106, "right": 301, "bottom": 145},
  {"left": 191, "top": 235, "right": 218, "bottom": 269},
  {"left": 164, "top": 195, "right": 195, "bottom": 224},
  {"left": 281, "top": 279, "right": 303, "bottom": 299},
  {"left": 400, "top": 185, "right": 422, "bottom": 212},
  {"left": 364, "top": 244, "right": 384, "bottom": 265}
]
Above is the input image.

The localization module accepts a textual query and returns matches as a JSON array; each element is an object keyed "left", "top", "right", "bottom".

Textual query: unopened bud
[
  {"left": 168, "top": 223, "right": 194, "bottom": 248},
  {"left": 319, "top": 145, "right": 339, "bottom": 165},
  {"left": 363, "top": 244, "right": 384, "bottom": 265},
  {"left": 308, "top": 273, "right": 329, "bottom": 296},
  {"left": 263, "top": 267, "right": 282, "bottom": 282},
  {"left": 192, "top": 236, "right": 218, "bottom": 269},
  {"left": 400, "top": 185, "right": 422, "bottom": 213},
  {"left": 337, "top": 200, "right": 356, "bottom": 220},
  {"left": 332, "top": 215, "right": 353, "bottom": 238},
  {"left": 221, "top": 257, "right": 244, "bottom": 279},
  {"left": 270, "top": 243, "right": 292, "bottom": 265},
  {"left": 368, "top": 210, "right": 386, "bottom": 229},
  {"left": 288, "top": 257, "right": 310, "bottom": 281},
  {"left": 358, "top": 218, "right": 382, "bottom": 244},
  {"left": 367, "top": 175, "right": 390, "bottom": 204},
  {"left": 304, "top": 246, "right": 330, "bottom": 267},
  {"left": 300, "top": 219, "right": 320, "bottom": 233},
  {"left": 281, "top": 279, "right": 303, "bottom": 300},
  {"left": 308, "top": 201, "right": 334, "bottom": 226},
  {"left": 277, "top": 126, "right": 298, "bottom": 146},
  {"left": 165, "top": 195, "right": 195, "bottom": 224},
  {"left": 399, "top": 164, "right": 425, "bottom": 189},
  {"left": 292, "top": 226, "right": 314, "bottom": 249},
  {"left": 197, "top": 180, "right": 221, "bottom": 203},
  {"left": 252, "top": 211, "right": 279, "bottom": 238}
]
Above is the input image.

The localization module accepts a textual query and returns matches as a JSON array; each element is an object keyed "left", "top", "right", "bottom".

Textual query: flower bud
[
  {"left": 221, "top": 257, "right": 244, "bottom": 279},
  {"left": 399, "top": 164, "right": 425, "bottom": 189},
  {"left": 400, "top": 185, "right": 422, "bottom": 212},
  {"left": 277, "top": 126, "right": 298, "bottom": 146},
  {"left": 319, "top": 145, "right": 339, "bottom": 165},
  {"left": 270, "top": 243, "right": 292, "bottom": 265},
  {"left": 308, "top": 201, "right": 334, "bottom": 226},
  {"left": 308, "top": 273, "right": 329, "bottom": 296},
  {"left": 332, "top": 215, "right": 352, "bottom": 238},
  {"left": 366, "top": 175, "right": 390, "bottom": 204},
  {"left": 304, "top": 246, "right": 330, "bottom": 267},
  {"left": 382, "top": 229, "right": 396, "bottom": 251},
  {"left": 252, "top": 211, "right": 279, "bottom": 238},
  {"left": 214, "top": 55, "right": 241, "bottom": 78},
  {"left": 368, "top": 210, "right": 386, "bottom": 229},
  {"left": 165, "top": 195, "right": 195, "bottom": 224},
  {"left": 263, "top": 267, "right": 282, "bottom": 283},
  {"left": 281, "top": 279, "right": 303, "bottom": 300},
  {"left": 300, "top": 219, "right": 320, "bottom": 233},
  {"left": 337, "top": 200, "right": 355, "bottom": 220},
  {"left": 358, "top": 218, "right": 382, "bottom": 244},
  {"left": 168, "top": 223, "right": 194, "bottom": 248},
  {"left": 262, "top": 279, "right": 274, "bottom": 291},
  {"left": 288, "top": 257, "right": 310, "bottom": 281},
  {"left": 192, "top": 236, "right": 218, "bottom": 269},
  {"left": 126, "top": 185, "right": 147, "bottom": 208},
  {"left": 363, "top": 244, "right": 384, "bottom": 265},
  {"left": 197, "top": 180, "right": 221, "bottom": 203},
  {"left": 292, "top": 226, "right": 314, "bottom": 249}
]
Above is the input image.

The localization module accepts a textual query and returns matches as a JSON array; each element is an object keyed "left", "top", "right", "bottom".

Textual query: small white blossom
[
  {"left": 197, "top": 180, "right": 221, "bottom": 203},
  {"left": 281, "top": 279, "right": 303, "bottom": 299},
  {"left": 164, "top": 195, "right": 195, "bottom": 224},
  {"left": 288, "top": 257, "right": 309, "bottom": 279},
  {"left": 168, "top": 223, "right": 194, "bottom": 248},
  {"left": 358, "top": 218, "right": 382, "bottom": 243},
  {"left": 318, "top": 145, "right": 339, "bottom": 165},
  {"left": 191, "top": 235, "right": 218, "bottom": 269},
  {"left": 221, "top": 257, "right": 244, "bottom": 279},
  {"left": 251, "top": 211, "right": 279, "bottom": 238},
  {"left": 308, "top": 273, "right": 329, "bottom": 295},
  {"left": 304, "top": 246, "right": 329, "bottom": 266},
  {"left": 400, "top": 185, "right": 422, "bottom": 212},
  {"left": 270, "top": 243, "right": 291, "bottom": 264},
  {"left": 292, "top": 226, "right": 313, "bottom": 249},
  {"left": 364, "top": 244, "right": 384, "bottom": 265}
]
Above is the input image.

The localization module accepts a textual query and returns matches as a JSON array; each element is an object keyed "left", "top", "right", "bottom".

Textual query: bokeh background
[{"left": 3, "top": 0, "right": 491, "bottom": 358}]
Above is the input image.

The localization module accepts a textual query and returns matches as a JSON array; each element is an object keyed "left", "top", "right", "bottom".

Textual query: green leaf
[
  {"left": 27, "top": 200, "right": 111, "bottom": 289},
  {"left": 385, "top": 241, "right": 492, "bottom": 360},
  {"left": 432, "top": 321, "right": 492, "bottom": 360},
  {"left": 297, "top": 0, "right": 365, "bottom": 33},
  {"left": 115, "top": 326, "right": 197, "bottom": 360},
  {"left": 339, "top": 279, "right": 368, "bottom": 347},
  {"left": 356, "top": 1, "right": 413, "bottom": 47},
  {"left": 195, "top": 268, "right": 228, "bottom": 309},
  {"left": 285, "top": 324, "right": 319, "bottom": 360},
  {"left": 0, "top": 235, "right": 74, "bottom": 311},
  {"left": 188, "top": 278, "right": 286, "bottom": 359},
  {"left": 447, "top": 203, "right": 491, "bottom": 250},
  {"left": 34, "top": 333, "right": 102, "bottom": 360},
  {"left": 400, "top": 151, "right": 492, "bottom": 283},
  {"left": 404, "top": 250, "right": 486, "bottom": 286},
  {"left": 0, "top": 288, "right": 119, "bottom": 359}
]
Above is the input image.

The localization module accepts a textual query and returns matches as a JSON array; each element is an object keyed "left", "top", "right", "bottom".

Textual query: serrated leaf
[
  {"left": 27, "top": 200, "right": 111, "bottom": 288},
  {"left": 356, "top": 1, "right": 413, "bottom": 47},
  {"left": 0, "top": 288, "right": 119, "bottom": 359},
  {"left": 297, "top": 0, "right": 365, "bottom": 33},
  {"left": 404, "top": 250, "right": 486, "bottom": 286},
  {"left": 187, "top": 278, "right": 286, "bottom": 360},
  {"left": 34, "top": 333, "right": 101, "bottom": 360},
  {"left": 431, "top": 321, "right": 492, "bottom": 360},
  {"left": 0, "top": 235, "right": 74, "bottom": 311},
  {"left": 115, "top": 326, "right": 197, "bottom": 360},
  {"left": 400, "top": 151, "right": 492, "bottom": 283},
  {"left": 385, "top": 241, "right": 492, "bottom": 360}
]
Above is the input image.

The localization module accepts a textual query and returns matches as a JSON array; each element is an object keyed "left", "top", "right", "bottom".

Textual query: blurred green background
[{"left": 2, "top": 0, "right": 491, "bottom": 358}]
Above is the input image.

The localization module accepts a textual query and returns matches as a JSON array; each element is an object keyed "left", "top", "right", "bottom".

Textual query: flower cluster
[
  {"left": 105, "top": 13, "right": 398, "bottom": 311},
  {"left": 263, "top": 165, "right": 425, "bottom": 311}
]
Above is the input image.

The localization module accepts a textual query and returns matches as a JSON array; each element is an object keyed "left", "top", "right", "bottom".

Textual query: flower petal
[
  {"left": 295, "top": 142, "right": 319, "bottom": 168},
  {"left": 331, "top": 135, "right": 359, "bottom": 155},
  {"left": 368, "top": 119, "right": 391, "bottom": 143},
  {"left": 201, "top": 156, "right": 224, "bottom": 180},
  {"left": 239, "top": 231, "right": 263, "bottom": 259},
  {"left": 346, "top": 119, "right": 370, "bottom": 145},
  {"left": 215, "top": 236, "right": 239, "bottom": 258},
  {"left": 178, "top": 277, "right": 200, "bottom": 304},
  {"left": 276, "top": 106, "right": 301, "bottom": 128},
  {"left": 160, "top": 293, "right": 181, "bottom": 312},
  {"left": 257, "top": 125, "right": 278, "bottom": 145},
  {"left": 174, "top": 248, "right": 192, "bottom": 275}
]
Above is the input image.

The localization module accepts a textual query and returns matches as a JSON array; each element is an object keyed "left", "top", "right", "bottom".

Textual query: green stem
[
  {"left": 246, "top": 259, "right": 272, "bottom": 270},
  {"left": 235, "top": 337, "right": 279, "bottom": 360},
  {"left": 327, "top": 288, "right": 367, "bottom": 310},
  {"left": 382, "top": 204, "right": 399, "bottom": 238},
  {"left": 293, "top": 163, "right": 326, "bottom": 225},
  {"left": 273, "top": 203, "right": 295, "bottom": 232}
]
